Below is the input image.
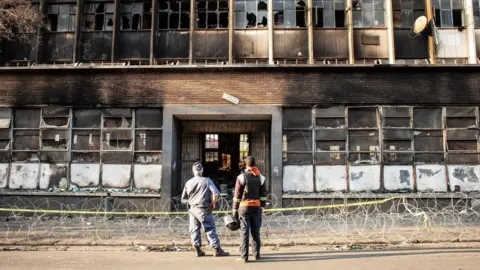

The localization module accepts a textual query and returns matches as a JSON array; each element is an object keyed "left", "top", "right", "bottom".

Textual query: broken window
[
  {"left": 445, "top": 107, "right": 479, "bottom": 164},
  {"left": 158, "top": 0, "right": 191, "bottom": 29},
  {"left": 348, "top": 107, "right": 378, "bottom": 128},
  {"left": 474, "top": 0, "right": 480, "bottom": 26},
  {"left": 134, "top": 108, "right": 163, "bottom": 164},
  {"left": 235, "top": 0, "right": 269, "bottom": 28},
  {"left": 433, "top": 0, "right": 463, "bottom": 27},
  {"left": 413, "top": 107, "right": 442, "bottom": 129},
  {"left": 312, "top": 0, "right": 345, "bottom": 28},
  {"left": 121, "top": 0, "right": 152, "bottom": 30},
  {"left": 314, "top": 107, "right": 346, "bottom": 164},
  {"left": 72, "top": 109, "right": 102, "bottom": 163},
  {"left": 414, "top": 130, "right": 444, "bottom": 163},
  {"left": 40, "top": 107, "right": 70, "bottom": 163},
  {"left": 0, "top": 109, "right": 12, "bottom": 154},
  {"left": 47, "top": 4, "right": 76, "bottom": 32},
  {"left": 383, "top": 129, "right": 414, "bottom": 164},
  {"left": 84, "top": 2, "right": 115, "bottom": 31},
  {"left": 282, "top": 131, "right": 313, "bottom": 165},
  {"left": 352, "top": 0, "right": 385, "bottom": 28},
  {"left": 348, "top": 130, "right": 380, "bottom": 164},
  {"left": 382, "top": 107, "right": 411, "bottom": 128},
  {"left": 274, "top": 0, "right": 307, "bottom": 28},
  {"left": 101, "top": 109, "right": 133, "bottom": 164},
  {"left": 197, "top": 0, "right": 229, "bottom": 29},
  {"left": 12, "top": 109, "right": 40, "bottom": 162},
  {"left": 283, "top": 108, "right": 313, "bottom": 129},
  {"left": 392, "top": 0, "right": 425, "bottom": 28}
]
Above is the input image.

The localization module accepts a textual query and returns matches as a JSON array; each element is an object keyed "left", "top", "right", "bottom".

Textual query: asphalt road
[{"left": 1, "top": 247, "right": 479, "bottom": 270}]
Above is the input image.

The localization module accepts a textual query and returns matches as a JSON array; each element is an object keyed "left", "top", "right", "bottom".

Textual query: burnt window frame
[
  {"left": 158, "top": 0, "right": 191, "bottom": 30},
  {"left": 392, "top": 0, "right": 425, "bottom": 29},
  {"left": 311, "top": 0, "right": 346, "bottom": 28},
  {"left": 412, "top": 107, "right": 445, "bottom": 164},
  {"left": 347, "top": 107, "right": 381, "bottom": 165},
  {"left": 282, "top": 108, "right": 314, "bottom": 165},
  {"left": 83, "top": 2, "right": 115, "bottom": 31},
  {"left": 196, "top": 0, "right": 229, "bottom": 29},
  {"left": 445, "top": 107, "right": 479, "bottom": 165},
  {"left": 47, "top": 3, "right": 77, "bottom": 32},
  {"left": 381, "top": 106, "right": 414, "bottom": 165},
  {"left": 0, "top": 109, "right": 12, "bottom": 163},
  {"left": 433, "top": 0, "right": 464, "bottom": 27},
  {"left": 120, "top": 0, "right": 153, "bottom": 31},
  {"left": 273, "top": 0, "right": 308, "bottom": 28},
  {"left": 235, "top": 0, "right": 270, "bottom": 29},
  {"left": 352, "top": 0, "right": 386, "bottom": 28},
  {"left": 314, "top": 107, "right": 347, "bottom": 165}
]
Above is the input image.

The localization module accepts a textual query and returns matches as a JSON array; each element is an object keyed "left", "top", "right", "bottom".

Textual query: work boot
[
  {"left": 214, "top": 247, "right": 230, "bottom": 257},
  {"left": 252, "top": 253, "right": 260, "bottom": 261},
  {"left": 236, "top": 258, "right": 247, "bottom": 263},
  {"left": 194, "top": 246, "right": 205, "bottom": 257}
]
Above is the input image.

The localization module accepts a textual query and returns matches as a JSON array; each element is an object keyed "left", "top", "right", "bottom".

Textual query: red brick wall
[{"left": 0, "top": 66, "right": 480, "bottom": 106}]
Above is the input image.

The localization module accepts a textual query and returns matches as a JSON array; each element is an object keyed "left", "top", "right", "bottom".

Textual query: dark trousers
[{"left": 238, "top": 206, "right": 262, "bottom": 260}]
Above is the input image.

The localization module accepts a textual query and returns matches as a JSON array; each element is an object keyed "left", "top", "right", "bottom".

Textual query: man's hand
[{"left": 233, "top": 210, "right": 239, "bottom": 222}]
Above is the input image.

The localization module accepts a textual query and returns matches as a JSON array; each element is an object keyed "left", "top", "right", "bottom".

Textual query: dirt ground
[{"left": 1, "top": 244, "right": 479, "bottom": 270}]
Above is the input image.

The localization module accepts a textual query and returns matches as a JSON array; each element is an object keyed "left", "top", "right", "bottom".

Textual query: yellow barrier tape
[{"left": 0, "top": 196, "right": 405, "bottom": 216}]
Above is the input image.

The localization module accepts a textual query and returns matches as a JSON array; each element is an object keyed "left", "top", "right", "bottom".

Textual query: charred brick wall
[{"left": 1, "top": 66, "right": 480, "bottom": 107}]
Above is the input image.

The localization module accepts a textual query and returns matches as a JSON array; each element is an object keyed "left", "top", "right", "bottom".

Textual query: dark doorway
[{"left": 202, "top": 133, "right": 250, "bottom": 195}]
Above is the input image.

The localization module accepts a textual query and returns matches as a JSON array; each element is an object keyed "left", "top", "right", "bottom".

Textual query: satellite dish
[{"left": 413, "top": 16, "right": 428, "bottom": 34}]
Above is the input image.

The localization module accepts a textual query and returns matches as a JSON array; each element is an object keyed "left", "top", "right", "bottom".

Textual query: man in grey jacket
[{"left": 181, "top": 162, "right": 230, "bottom": 257}]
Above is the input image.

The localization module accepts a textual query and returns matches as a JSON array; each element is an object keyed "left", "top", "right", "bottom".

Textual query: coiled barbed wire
[{"left": 0, "top": 192, "right": 479, "bottom": 246}]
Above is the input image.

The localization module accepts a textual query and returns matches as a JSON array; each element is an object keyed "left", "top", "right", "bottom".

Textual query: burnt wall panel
[
  {"left": 4, "top": 66, "right": 480, "bottom": 106},
  {"left": 4, "top": 35, "right": 39, "bottom": 62},
  {"left": 155, "top": 31, "right": 190, "bottom": 59},
  {"left": 193, "top": 30, "right": 228, "bottom": 59},
  {"left": 234, "top": 30, "right": 268, "bottom": 59},
  {"left": 44, "top": 32, "right": 75, "bottom": 62},
  {"left": 354, "top": 29, "right": 388, "bottom": 59},
  {"left": 81, "top": 32, "right": 113, "bottom": 61},
  {"left": 274, "top": 30, "right": 308, "bottom": 59},
  {"left": 313, "top": 29, "right": 348, "bottom": 59},
  {"left": 394, "top": 30, "right": 428, "bottom": 59},
  {"left": 119, "top": 31, "right": 150, "bottom": 59}
]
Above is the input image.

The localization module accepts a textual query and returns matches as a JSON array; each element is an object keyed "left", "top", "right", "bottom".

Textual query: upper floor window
[
  {"left": 352, "top": 0, "right": 385, "bottom": 28},
  {"left": 433, "top": 0, "right": 463, "bottom": 27},
  {"left": 47, "top": 4, "right": 76, "bottom": 32},
  {"left": 274, "top": 0, "right": 307, "bottom": 28},
  {"left": 197, "top": 0, "right": 229, "bottom": 28},
  {"left": 83, "top": 2, "right": 115, "bottom": 31},
  {"left": 312, "top": 0, "right": 345, "bottom": 28},
  {"left": 120, "top": 0, "right": 152, "bottom": 30},
  {"left": 235, "top": 0, "right": 269, "bottom": 28},
  {"left": 392, "top": 0, "right": 425, "bottom": 28},
  {"left": 158, "top": 0, "right": 190, "bottom": 29}
]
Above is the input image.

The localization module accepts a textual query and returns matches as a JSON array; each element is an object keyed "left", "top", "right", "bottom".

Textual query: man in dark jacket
[{"left": 232, "top": 156, "right": 267, "bottom": 263}]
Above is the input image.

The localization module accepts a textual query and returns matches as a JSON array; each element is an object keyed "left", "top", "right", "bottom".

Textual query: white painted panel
[
  {"left": 134, "top": 164, "right": 162, "bottom": 190},
  {"left": 70, "top": 163, "right": 100, "bottom": 187},
  {"left": 437, "top": 30, "right": 468, "bottom": 58},
  {"left": 349, "top": 165, "right": 381, "bottom": 192},
  {"left": 39, "top": 163, "right": 68, "bottom": 190},
  {"left": 416, "top": 165, "right": 447, "bottom": 192},
  {"left": 448, "top": 165, "right": 480, "bottom": 192},
  {"left": 315, "top": 165, "right": 347, "bottom": 192},
  {"left": 283, "top": 165, "right": 314, "bottom": 192},
  {"left": 0, "top": 163, "right": 9, "bottom": 188},
  {"left": 102, "top": 164, "right": 131, "bottom": 188},
  {"left": 9, "top": 163, "right": 39, "bottom": 189},
  {"left": 383, "top": 166, "right": 414, "bottom": 191}
]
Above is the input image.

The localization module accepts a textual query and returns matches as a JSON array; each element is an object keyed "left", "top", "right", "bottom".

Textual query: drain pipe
[{"left": 465, "top": 0, "right": 477, "bottom": 64}]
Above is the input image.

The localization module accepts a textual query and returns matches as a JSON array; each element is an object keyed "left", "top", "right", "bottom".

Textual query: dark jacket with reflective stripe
[{"left": 233, "top": 168, "right": 267, "bottom": 210}]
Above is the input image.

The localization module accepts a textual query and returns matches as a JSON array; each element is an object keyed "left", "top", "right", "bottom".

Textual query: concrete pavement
[{"left": 1, "top": 246, "right": 479, "bottom": 270}]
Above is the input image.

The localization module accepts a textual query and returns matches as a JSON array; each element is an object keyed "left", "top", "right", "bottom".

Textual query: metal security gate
[
  {"left": 179, "top": 133, "right": 201, "bottom": 194},
  {"left": 251, "top": 132, "right": 270, "bottom": 191}
]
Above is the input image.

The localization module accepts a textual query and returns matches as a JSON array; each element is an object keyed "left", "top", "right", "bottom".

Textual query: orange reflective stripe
[{"left": 240, "top": 200, "right": 261, "bottom": 207}]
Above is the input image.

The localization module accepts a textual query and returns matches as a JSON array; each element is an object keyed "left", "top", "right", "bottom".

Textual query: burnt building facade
[{"left": 1, "top": 0, "right": 480, "bottom": 208}]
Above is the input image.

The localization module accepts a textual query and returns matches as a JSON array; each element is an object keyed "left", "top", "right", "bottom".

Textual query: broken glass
[
  {"left": 413, "top": 108, "right": 442, "bottom": 129},
  {"left": 135, "top": 131, "right": 162, "bottom": 151},
  {"left": 72, "top": 130, "right": 101, "bottom": 150}
]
